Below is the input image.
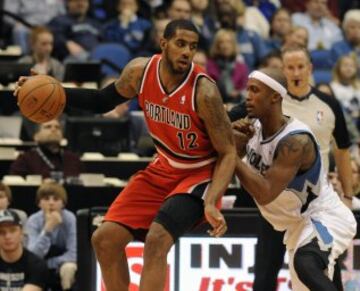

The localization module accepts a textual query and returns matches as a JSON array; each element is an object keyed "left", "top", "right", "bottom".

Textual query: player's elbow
[{"left": 254, "top": 191, "right": 276, "bottom": 205}]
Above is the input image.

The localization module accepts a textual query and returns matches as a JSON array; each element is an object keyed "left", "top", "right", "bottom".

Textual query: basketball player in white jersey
[{"left": 233, "top": 68, "right": 357, "bottom": 291}]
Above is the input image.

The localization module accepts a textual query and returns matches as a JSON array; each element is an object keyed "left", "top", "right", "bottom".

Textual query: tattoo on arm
[
  {"left": 275, "top": 134, "right": 315, "bottom": 170},
  {"left": 196, "top": 78, "right": 234, "bottom": 152},
  {"left": 114, "top": 57, "right": 148, "bottom": 96}
]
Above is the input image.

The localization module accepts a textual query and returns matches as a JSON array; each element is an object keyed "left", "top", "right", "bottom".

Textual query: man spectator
[
  {"left": 0, "top": 209, "right": 48, "bottom": 291},
  {"left": 26, "top": 182, "right": 77, "bottom": 291},
  {"left": 216, "top": 2, "right": 269, "bottom": 70},
  {"left": 167, "top": 0, "right": 191, "bottom": 20},
  {"left": 331, "top": 9, "right": 360, "bottom": 68},
  {"left": 48, "top": 0, "right": 101, "bottom": 61},
  {"left": 102, "top": 0, "right": 152, "bottom": 54},
  {"left": 10, "top": 119, "right": 83, "bottom": 182},
  {"left": 292, "top": 0, "right": 343, "bottom": 50}
]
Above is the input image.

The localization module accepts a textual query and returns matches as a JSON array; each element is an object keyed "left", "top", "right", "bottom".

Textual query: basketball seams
[
  {"left": 18, "top": 75, "right": 66, "bottom": 123},
  {"left": 27, "top": 83, "right": 56, "bottom": 118},
  {"left": 18, "top": 82, "right": 58, "bottom": 106}
]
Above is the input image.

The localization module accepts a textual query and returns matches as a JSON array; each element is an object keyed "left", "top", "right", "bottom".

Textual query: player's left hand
[{"left": 204, "top": 204, "right": 227, "bottom": 237}]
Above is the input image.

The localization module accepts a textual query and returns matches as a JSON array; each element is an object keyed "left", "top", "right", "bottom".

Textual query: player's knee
[
  {"left": 91, "top": 222, "right": 129, "bottom": 256},
  {"left": 144, "top": 225, "right": 173, "bottom": 258}
]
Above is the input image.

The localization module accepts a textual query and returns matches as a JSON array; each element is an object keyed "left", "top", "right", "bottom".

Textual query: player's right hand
[
  {"left": 13, "top": 69, "right": 39, "bottom": 97},
  {"left": 232, "top": 117, "right": 255, "bottom": 156}
]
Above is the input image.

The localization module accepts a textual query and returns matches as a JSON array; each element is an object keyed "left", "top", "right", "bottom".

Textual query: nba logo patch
[{"left": 316, "top": 110, "right": 324, "bottom": 123}]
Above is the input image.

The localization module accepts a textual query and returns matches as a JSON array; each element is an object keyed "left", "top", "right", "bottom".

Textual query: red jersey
[{"left": 138, "top": 55, "right": 217, "bottom": 169}]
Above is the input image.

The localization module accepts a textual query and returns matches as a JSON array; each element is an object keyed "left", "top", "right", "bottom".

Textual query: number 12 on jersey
[{"left": 177, "top": 132, "right": 198, "bottom": 150}]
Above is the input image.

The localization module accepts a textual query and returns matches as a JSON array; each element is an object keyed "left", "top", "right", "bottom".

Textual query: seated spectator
[
  {"left": 102, "top": 0, "right": 151, "bottom": 54},
  {"left": 10, "top": 119, "right": 84, "bottom": 182},
  {"left": 189, "top": 0, "right": 216, "bottom": 50},
  {"left": 18, "top": 26, "right": 64, "bottom": 81},
  {"left": 166, "top": 0, "right": 191, "bottom": 20},
  {"left": 207, "top": 29, "right": 248, "bottom": 103},
  {"left": 216, "top": 1, "right": 269, "bottom": 70},
  {"left": 0, "top": 209, "right": 49, "bottom": 291},
  {"left": 48, "top": 0, "right": 101, "bottom": 61},
  {"left": 0, "top": 182, "right": 27, "bottom": 226},
  {"left": 26, "top": 182, "right": 77, "bottom": 291},
  {"left": 3, "top": 0, "right": 65, "bottom": 54},
  {"left": 267, "top": 8, "right": 292, "bottom": 51},
  {"left": 330, "top": 54, "right": 360, "bottom": 131},
  {"left": 331, "top": 9, "right": 360, "bottom": 69},
  {"left": 193, "top": 50, "right": 208, "bottom": 70},
  {"left": 292, "top": 0, "right": 342, "bottom": 50},
  {"left": 259, "top": 50, "right": 283, "bottom": 70},
  {"left": 282, "top": 26, "right": 309, "bottom": 49},
  {"left": 136, "top": 17, "right": 170, "bottom": 57}
]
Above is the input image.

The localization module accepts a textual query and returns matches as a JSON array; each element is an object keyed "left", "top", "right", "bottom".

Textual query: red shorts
[{"left": 104, "top": 156, "right": 215, "bottom": 230}]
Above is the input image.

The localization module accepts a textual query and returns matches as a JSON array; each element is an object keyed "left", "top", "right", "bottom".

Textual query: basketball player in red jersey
[{"left": 15, "top": 20, "right": 236, "bottom": 291}]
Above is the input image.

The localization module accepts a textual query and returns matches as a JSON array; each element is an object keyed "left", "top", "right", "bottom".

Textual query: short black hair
[{"left": 163, "top": 19, "right": 199, "bottom": 40}]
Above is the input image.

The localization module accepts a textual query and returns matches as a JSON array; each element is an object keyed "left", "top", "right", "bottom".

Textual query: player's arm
[
  {"left": 235, "top": 133, "right": 316, "bottom": 205},
  {"left": 232, "top": 117, "right": 255, "bottom": 158},
  {"left": 196, "top": 78, "right": 237, "bottom": 236},
  {"left": 14, "top": 57, "right": 149, "bottom": 114}
]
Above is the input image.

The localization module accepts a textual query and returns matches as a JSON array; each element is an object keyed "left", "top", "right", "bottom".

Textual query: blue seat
[
  {"left": 313, "top": 70, "right": 332, "bottom": 84},
  {"left": 90, "top": 43, "right": 132, "bottom": 77},
  {"left": 310, "top": 50, "right": 332, "bottom": 70}
]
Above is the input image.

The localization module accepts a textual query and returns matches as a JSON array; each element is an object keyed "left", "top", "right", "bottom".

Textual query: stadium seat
[
  {"left": 90, "top": 43, "right": 131, "bottom": 77},
  {"left": 310, "top": 49, "right": 332, "bottom": 70},
  {"left": 313, "top": 69, "right": 332, "bottom": 84}
]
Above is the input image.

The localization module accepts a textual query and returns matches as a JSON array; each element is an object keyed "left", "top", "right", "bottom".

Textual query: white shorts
[{"left": 286, "top": 203, "right": 356, "bottom": 291}]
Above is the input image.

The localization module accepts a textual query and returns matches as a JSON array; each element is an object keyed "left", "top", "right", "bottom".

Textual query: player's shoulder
[
  {"left": 125, "top": 57, "right": 151, "bottom": 72},
  {"left": 196, "top": 76, "right": 218, "bottom": 97}
]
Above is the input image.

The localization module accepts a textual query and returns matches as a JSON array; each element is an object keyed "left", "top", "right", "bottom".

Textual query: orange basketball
[{"left": 17, "top": 75, "right": 66, "bottom": 123}]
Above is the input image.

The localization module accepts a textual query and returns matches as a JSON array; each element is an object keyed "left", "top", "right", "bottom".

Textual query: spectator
[
  {"left": 331, "top": 9, "right": 360, "bottom": 69},
  {"left": 0, "top": 182, "right": 27, "bottom": 226},
  {"left": 193, "top": 50, "right": 208, "bottom": 69},
  {"left": 102, "top": 0, "right": 152, "bottom": 54},
  {"left": 259, "top": 50, "right": 283, "bottom": 70},
  {"left": 167, "top": 0, "right": 191, "bottom": 20},
  {"left": 26, "top": 182, "right": 77, "bottom": 291},
  {"left": 207, "top": 29, "right": 248, "bottom": 103},
  {"left": 18, "top": 26, "right": 64, "bottom": 81},
  {"left": 216, "top": 1, "right": 269, "bottom": 70},
  {"left": 3, "top": 0, "right": 65, "bottom": 54},
  {"left": 48, "top": 0, "right": 101, "bottom": 61},
  {"left": 267, "top": 8, "right": 292, "bottom": 51},
  {"left": 137, "top": 17, "right": 170, "bottom": 56},
  {"left": 292, "top": 0, "right": 343, "bottom": 50},
  {"left": 0, "top": 209, "right": 49, "bottom": 291},
  {"left": 282, "top": 26, "right": 309, "bottom": 49},
  {"left": 10, "top": 119, "right": 84, "bottom": 182},
  {"left": 330, "top": 54, "right": 360, "bottom": 131},
  {"left": 189, "top": 0, "right": 216, "bottom": 50}
]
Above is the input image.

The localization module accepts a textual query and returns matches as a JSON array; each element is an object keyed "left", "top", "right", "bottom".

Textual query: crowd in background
[{"left": 0, "top": 0, "right": 360, "bottom": 290}]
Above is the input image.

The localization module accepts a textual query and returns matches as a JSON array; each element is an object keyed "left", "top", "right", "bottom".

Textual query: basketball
[{"left": 17, "top": 75, "right": 66, "bottom": 123}]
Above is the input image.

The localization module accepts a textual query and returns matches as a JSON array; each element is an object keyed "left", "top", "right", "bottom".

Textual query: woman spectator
[
  {"left": 330, "top": 54, "right": 360, "bottom": 131},
  {"left": 18, "top": 26, "right": 64, "bottom": 81},
  {"left": 267, "top": 8, "right": 292, "bottom": 51},
  {"left": 207, "top": 29, "right": 248, "bottom": 103}
]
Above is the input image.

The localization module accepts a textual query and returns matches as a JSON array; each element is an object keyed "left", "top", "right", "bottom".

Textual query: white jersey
[{"left": 245, "top": 117, "right": 356, "bottom": 250}]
